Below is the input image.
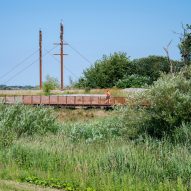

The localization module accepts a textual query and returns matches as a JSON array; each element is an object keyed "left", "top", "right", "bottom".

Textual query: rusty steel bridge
[{"left": 0, "top": 95, "right": 127, "bottom": 108}]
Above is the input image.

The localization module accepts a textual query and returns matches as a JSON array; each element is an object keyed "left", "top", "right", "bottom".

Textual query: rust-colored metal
[
  {"left": 0, "top": 95, "right": 129, "bottom": 107},
  {"left": 60, "top": 23, "right": 64, "bottom": 90},
  {"left": 54, "top": 22, "right": 68, "bottom": 91},
  {"left": 39, "top": 30, "right": 42, "bottom": 90}
]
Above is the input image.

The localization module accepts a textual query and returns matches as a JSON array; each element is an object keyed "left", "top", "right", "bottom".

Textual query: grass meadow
[{"left": 0, "top": 104, "right": 191, "bottom": 190}]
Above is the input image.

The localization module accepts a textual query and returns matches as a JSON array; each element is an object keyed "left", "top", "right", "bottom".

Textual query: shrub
[
  {"left": 172, "top": 122, "right": 191, "bottom": 144},
  {"left": 139, "top": 72, "right": 191, "bottom": 137},
  {"left": 43, "top": 75, "right": 59, "bottom": 95}
]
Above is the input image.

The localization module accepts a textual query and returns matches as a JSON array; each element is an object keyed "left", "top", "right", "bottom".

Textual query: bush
[
  {"left": 0, "top": 104, "right": 59, "bottom": 147},
  {"left": 43, "top": 75, "right": 59, "bottom": 95},
  {"left": 172, "top": 122, "right": 191, "bottom": 144},
  {"left": 115, "top": 74, "right": 150, "bottom": 88},
  {"left": 139, "top": 72, "right": 191, "bottom": 138}
]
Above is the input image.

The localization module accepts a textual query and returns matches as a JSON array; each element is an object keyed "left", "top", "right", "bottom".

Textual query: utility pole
[
  {"left": 39, "top": 30, "right": 42, "bottom": 90},
  {"left": 54, "top": 22, "right": 68, "bottom": 90}
]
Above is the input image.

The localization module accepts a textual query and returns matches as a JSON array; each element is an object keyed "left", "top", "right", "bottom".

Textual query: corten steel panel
[
  {"left": 58, "top": 96, "right": 67, "bottom": 104},
  {"left": 49, "top": 96, "right": 58, "bottom": 105},
  {"left": 90, "top": 96, "right": 99, "bottom": 105},
  {"left": 76, "top": 96, "right": 83, "bottom": 105},
  {"left": 115, "top": 97, "right": 126, "bottom": 105},
  {"left": 23, "top": 96, "right": 32, "bottom": 104},
  {"left": 66, "top": 96, "right": 75, "bottom": 105},
  {"left": 32, "top": 96, "right": 41, "bottom": 104},
  {"left": 83, "top": 96, "right": 91, "bottom": 105},
  {"left": 41, "top": 96, "right": 50, "bottom": 105}
]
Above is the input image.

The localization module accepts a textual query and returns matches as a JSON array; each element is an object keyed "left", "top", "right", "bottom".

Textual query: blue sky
[{"left": 0, "top": 0, "right": 190, "bottom": 86}]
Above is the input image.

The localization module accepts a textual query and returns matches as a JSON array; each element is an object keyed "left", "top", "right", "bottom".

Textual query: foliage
[
  {"left": 22, "top": 176, "right": 79, "bottom": 190},
  {"left": 138, "top": 70, "right": 191, "bottom": 137},
  {"left": 0, "top": 104, "right": 59, "bottom": 147},
  {"left": 0, "top": 105, "right": 191, "bottom": 190},
  {"left": 172, "top": 122, "right": 191, "bottom": 145},
  {"left": 1, "top": 132, "right": 191, "bottom": 190},
  {"left": 178, "top": 24, "right": 191, "bottom": 66},
  {"left": 75, "top": 53, "right": 182, "bottom": 88},
  {"left": 130, "top": 55, "right": 182, "bottom": 82},
  {"left": 43, "top": 75, "right": 59, "bottom": 95},
  {"left": 75, "top": 52, "right": 131, "bottom": 88},
  {"left": 63, "top": 116, "right": 124, "bottom": 143},
  {"left": 115, "top": 74, "right": 150, "bottom": 88}
]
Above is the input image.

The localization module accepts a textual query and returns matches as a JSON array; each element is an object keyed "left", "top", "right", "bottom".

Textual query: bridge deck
[{"left": 0, "top": 95, "right": 127, "bottom": 107}]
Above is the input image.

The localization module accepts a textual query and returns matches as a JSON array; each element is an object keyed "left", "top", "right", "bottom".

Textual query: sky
[{"left": 0, "top": 0, "right": 190, "bottom": 86}]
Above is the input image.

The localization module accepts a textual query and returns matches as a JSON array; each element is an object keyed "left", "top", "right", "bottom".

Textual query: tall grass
[
  {"left": 0, "top": 104, "right": 191, "bottom": 190},
  {"left": 1, "top": 135, "right": 191, "bottom": 190},
  {"left": 0, "top": 104, "right": 59, "bottom": 147}
]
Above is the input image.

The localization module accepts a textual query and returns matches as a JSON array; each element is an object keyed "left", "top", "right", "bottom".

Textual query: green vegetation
[
  {"left": 115, "top": 74, "right": 150, "bottom": 88},
  {"left": 0, "top": 104, "right": 59, "bottom": 147},
  {"left": 43, "top": 75, "right": 59, "bottom": 95},
  {"left": 0, "top": 24, "right": 191, "bottom": 191},
  {"left": 0, "top": 85, "right": 36, "bottom": 90},
  {"left": 138, "top": 69, "right": 191, "bottom": 138},
  {"left": 75, "top": 54, "right": 181, "bottom": 89},
  {"left": 179, "top": 24, "right": 191, "bottom": 66},
  {"left": 1, "top": 79, "right": 191, "bottom": 190},
  {"left": 76, "top": 52, "right": 131, "bottom": 88}
]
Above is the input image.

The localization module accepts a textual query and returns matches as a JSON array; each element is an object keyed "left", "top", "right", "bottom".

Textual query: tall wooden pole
[
  {"left": 54, "top": 22, "right": 68, "bottom": 90},
  {"left": 39, "top": 30, "right": 42, "bottom": 90},
  {"left": 60, "top": 23, "right": 64, "bottom": 90}
]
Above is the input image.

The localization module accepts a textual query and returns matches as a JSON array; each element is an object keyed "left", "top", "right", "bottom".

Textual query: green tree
[
  {"left": 43, "top": 75, "right": 59, "bottom": 95},
  {"left": 131, "top": 56, "right": 178, "bottom": 82},
  {"left": 115, "top": 74, "right": 150, "bottom": 88},
  {"left": 75, "top": 54, "right": 182, "bottom": 89},
  {"left": 178, "top": 24, "right": 191, "bottom": 66},
  {"left": 76, "top": 52, "right": 131, "bottom": 88}
]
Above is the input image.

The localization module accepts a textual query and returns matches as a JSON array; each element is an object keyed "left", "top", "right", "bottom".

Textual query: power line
[
  {"left": 65, "top": 41, "right": 93, "bottom": 65},
  {"left": 0, "top": 49, "right": 39, "bottom": 80},
  {"left": 44, "top": 48, "right": 79, "bottom": 80},
  {"left": 2, "top": 46, "right": 59, "bottom": 84}
]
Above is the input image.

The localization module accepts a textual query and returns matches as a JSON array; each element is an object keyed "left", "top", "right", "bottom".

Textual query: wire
[
  {"left": 0, "top": 49, "right": 39, "bottom": 80},
  {"left": 65, "top": 41, "right": 93, "bottom": 65},
  {"left": 44, "top": 48, "right": 79, "bottom": 80},
  {"left": 2, "top": 59, "right": 39, "bottom": 84},
  {"left": 2, "top": 45, "right": 59, "bottom": 84}
]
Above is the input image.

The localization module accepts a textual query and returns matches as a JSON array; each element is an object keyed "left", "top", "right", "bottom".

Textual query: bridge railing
[{"left": 0, "top": 95, "right": 127, "bottom": 106}]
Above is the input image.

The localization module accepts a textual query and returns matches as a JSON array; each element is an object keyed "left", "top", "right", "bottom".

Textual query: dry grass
[
  {"left": 0, "top": 90, "right": 43, "bottom": 96},
  {"left": 0, "top": 180, "right": 63, "bottom": 191},
  {"left": 55, "top": 108, "right": 110, "bottom": 123},
  {"left": 0, "top": 88, "right": 127, "bottom": 97}
]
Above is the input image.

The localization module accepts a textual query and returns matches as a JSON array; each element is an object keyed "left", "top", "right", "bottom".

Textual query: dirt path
[{"left": 0, "top": 180, "right": 64, "bottom": 191}]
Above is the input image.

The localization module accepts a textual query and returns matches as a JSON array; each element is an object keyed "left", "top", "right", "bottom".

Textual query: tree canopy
[
  {"left": 179, "top": 24, "right": 191, "bottom": 66},
  {"left": 76, "top": 52, "right": 131, "bottom": 88},
  {"left": 75, "top": 53, "right": 181, "bottom": 88}
]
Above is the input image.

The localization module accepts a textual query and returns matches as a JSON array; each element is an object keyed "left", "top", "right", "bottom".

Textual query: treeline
[
  {"left": 75, "top": 53, "right": 183, "bottom": 88},
  {"left": 0, "top": 85, "right": 36, "bottom": 90},
  {"left": 75, "top": 24, "right": 191, "bottom": 89}
]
